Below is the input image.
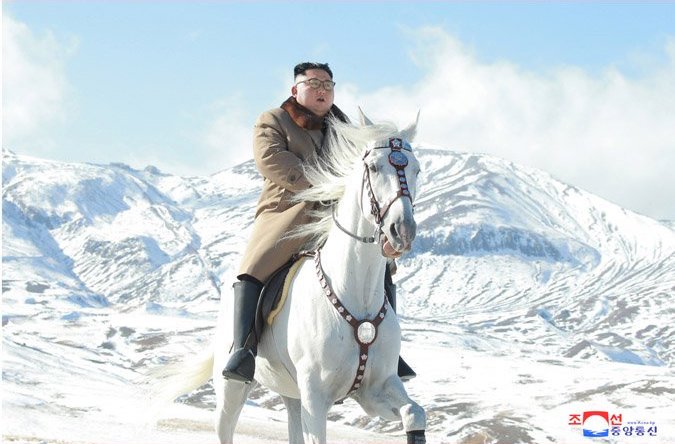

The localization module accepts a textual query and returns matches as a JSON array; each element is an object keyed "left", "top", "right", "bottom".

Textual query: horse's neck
[{"left": 319, "top": 196, "right": 387, "bottom": 318}]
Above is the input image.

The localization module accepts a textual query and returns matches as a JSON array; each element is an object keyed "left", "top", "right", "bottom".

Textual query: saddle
[{"left": 253, "top": 252, "right": 312, "bottom": 343}]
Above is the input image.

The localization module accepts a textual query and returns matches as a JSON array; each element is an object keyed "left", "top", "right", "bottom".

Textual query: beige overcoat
[{"left": 238, "top": 103, "right": 334, "bottom": 282}]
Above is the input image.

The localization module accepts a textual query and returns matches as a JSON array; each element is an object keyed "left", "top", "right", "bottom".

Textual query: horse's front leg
[
  {"left": 281, "top": 395, "right": 304, "bottom": 444},
  {"left": 358, "top": 375, "right": 426, "bottom": 444},
  {"left": 298, "top": 375, "right": 332, "bottom": 444}
]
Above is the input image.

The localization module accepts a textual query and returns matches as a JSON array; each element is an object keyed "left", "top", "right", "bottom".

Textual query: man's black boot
[
  {"left": 222, "top": 279, "right": 263, "bottom": 383},
  {"left": 385, "top": 265, "right": 417, "bottom": 381}
]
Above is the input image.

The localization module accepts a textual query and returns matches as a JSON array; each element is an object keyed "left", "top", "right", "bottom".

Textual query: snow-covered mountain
[{"left": 3, "top": 147, "right": 674, "bottom": 444}]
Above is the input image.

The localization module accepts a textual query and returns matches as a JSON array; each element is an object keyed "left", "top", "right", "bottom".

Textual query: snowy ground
[{"left": 3, "top": 314, "right": 673, "bottom": 443}]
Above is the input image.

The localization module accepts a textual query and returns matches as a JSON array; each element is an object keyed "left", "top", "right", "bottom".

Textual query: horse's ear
[
  {"left": 400, "top": 109, "right": 420, "bottom": 142},
  {"left": 358, "top": 107, "right": 374, "bottom": 126}
]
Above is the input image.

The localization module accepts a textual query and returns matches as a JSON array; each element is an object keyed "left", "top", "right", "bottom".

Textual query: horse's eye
[{"left": 369, "top": 164, "right": 378, "bottom": 173}]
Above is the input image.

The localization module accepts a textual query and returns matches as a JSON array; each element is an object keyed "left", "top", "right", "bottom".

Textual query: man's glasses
[{"left": 296, "top": 78, "right": 336, "bottom": 91}]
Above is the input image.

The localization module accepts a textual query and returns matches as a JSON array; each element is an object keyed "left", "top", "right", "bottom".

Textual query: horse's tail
[{"left": 142, "top": 348, "right": 214, "bottom": 418}]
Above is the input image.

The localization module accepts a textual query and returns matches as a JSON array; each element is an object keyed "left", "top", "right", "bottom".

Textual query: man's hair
[{"left": 294, "top": 62, "right": 333, "bottom": 79}]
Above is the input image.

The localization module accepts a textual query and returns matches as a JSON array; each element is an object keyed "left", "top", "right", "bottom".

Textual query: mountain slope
[
  {"left": 3, "top": 147, "right": 674, "bottom": 443},
  {"left": 405, "top": 149, "right": 674, "bottom": 366}
]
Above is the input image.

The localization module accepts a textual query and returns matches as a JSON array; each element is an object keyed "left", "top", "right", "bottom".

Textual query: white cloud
[
  {"left": 202, "top": 96, "right": 255, "bottom": 171},
  {"left": 2, "top": 14, "right": 75, "bottom": 151},
  {"left": 113, "top": 99, "right": 257, "bottom": 177},
  {"left": 338, "top": 28, "right": 675, "bottom": 220}
]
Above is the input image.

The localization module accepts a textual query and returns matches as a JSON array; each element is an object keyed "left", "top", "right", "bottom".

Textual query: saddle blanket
[{"left": 254, "top": 255, "right": 309, "bottom": 339}]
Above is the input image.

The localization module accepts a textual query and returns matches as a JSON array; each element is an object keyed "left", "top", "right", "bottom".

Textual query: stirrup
[{"left": 222, "top": 348, "right": 256, "bottom": 383}]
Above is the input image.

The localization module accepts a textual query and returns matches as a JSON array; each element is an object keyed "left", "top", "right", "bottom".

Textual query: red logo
[
  {"left": 568, "top": 414, "right": 582, "bottom": 426},
  {"left": 610, "top": 414, "right": 623, "bottom": 426}
]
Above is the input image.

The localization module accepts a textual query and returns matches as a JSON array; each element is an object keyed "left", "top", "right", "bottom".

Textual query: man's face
[{"left": 292, "top": 69, "right": 334, "bottom": 117}]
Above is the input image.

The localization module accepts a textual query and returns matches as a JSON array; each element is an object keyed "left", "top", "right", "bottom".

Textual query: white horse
[{"left": 159, "top": 111, "right": 425, "bottom": 444}]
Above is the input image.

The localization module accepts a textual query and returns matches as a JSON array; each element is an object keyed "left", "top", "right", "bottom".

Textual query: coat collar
[{"left": 281, "top": 96, "right": 349, "bottom": 131}]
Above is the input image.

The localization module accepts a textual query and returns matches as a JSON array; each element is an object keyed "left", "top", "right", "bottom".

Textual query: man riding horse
[{"left": 222, "top": 62, "right": 416, "bottom": 384}]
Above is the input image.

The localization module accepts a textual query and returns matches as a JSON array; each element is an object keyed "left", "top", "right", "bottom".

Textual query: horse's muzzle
[{"left": 387, "top": 219, "right": 417, "bottom": 254}]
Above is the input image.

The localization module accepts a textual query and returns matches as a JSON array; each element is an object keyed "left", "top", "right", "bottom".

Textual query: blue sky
[{"left": 3, "top": 2, "right": 675, "bottom": 220}]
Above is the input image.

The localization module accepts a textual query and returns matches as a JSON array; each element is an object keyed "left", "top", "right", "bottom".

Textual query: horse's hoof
[{"left": 406, "top": 430, "right": 426, "bottom": 444}]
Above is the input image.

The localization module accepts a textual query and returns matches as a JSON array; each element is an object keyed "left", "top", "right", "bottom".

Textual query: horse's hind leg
[
  {"left": 213, "top": 377, "right": 256, "bottom": 444},
  {"left": 357, "top": 375, "right": 426, "bottom": 443},
  {"left": 281, "top": 395, "right": 303, "bottom": 444}
]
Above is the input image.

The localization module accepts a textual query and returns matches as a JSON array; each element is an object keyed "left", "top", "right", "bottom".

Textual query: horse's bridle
[{"left": 332, "top": 137, "right": 415, "bottom": 244}]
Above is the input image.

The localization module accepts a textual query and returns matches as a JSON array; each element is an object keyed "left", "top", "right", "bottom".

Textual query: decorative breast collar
[{"left": 313, "top": 250, "right": 388, "bottom": 396}]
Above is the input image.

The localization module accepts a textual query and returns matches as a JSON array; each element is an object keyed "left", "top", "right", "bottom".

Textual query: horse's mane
[{"left": 290, "top": 117, "right": 407, "bottom": 250}]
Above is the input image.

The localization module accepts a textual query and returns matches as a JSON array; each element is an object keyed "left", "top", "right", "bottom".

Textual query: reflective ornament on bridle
[
  {"left": 332, "top": 137, "right": 415, "bottom": 244},
  {"left": 363, "top": 137, "right": 414, "bottom": 227}
]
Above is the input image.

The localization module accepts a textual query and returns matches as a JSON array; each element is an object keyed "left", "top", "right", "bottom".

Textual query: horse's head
[{"left": 359, "top": 109, "right": 420, "bottom": 258}]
